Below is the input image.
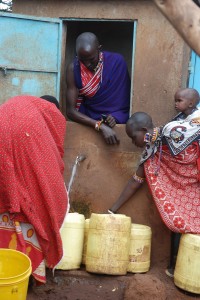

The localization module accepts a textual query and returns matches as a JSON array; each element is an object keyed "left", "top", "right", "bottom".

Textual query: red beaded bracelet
[
  {"left": 132, "top": 173, "right": 145, "bottom": 184},
  {"left": 95, "top": 119, "right": 103, "bottom": 131}
]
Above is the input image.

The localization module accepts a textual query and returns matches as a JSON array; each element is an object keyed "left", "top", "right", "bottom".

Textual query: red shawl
[
  {"left": 0, "top": 95, "right": 68, "bottom": 268},
  {"left": 75, "top": 53, "right": 103, "bottom": 111},
  {"left": 144, "top": 143, "right": 200, "bottom": 234}
]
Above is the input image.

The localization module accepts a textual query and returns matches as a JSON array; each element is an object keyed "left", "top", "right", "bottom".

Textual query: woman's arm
[{"left": 108, "top": 164, "right": 145, "bottom": 213}]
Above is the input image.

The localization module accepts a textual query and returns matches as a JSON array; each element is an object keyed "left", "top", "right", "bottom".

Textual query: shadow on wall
[{"left": 70, "top": 200, "right": 92, "bottom": 219}]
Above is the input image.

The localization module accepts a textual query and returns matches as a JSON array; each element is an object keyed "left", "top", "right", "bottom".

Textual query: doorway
[{"left": 62, "top": 19, "right": 137, "bottom": 116}]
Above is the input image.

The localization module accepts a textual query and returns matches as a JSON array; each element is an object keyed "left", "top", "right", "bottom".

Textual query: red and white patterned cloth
[
  {"left": 0, "top": 95, "right": 68, "bottom": 282},
  {"left": 75, "top": 52, "right": 103, "bottom": 110},
  {"left": 0, "top": 213, "right": 46, "bottom": 282},
  {"left": 144, "top": 143, "right": 200, "bottom": 233}
]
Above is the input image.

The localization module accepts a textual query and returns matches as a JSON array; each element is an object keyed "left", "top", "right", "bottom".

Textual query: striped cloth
[{"left": 75, "top": 52, "right": 103, "bottom": 110}]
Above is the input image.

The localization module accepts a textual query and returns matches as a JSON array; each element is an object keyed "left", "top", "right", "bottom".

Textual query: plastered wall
[{"left": 64, "top": 123, "right": 170, "bottom": 265}]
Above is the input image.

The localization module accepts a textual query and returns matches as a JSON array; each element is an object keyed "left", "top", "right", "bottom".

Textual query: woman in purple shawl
[{"left": 66, "top": 32, "right": 131, "bottom": 145}]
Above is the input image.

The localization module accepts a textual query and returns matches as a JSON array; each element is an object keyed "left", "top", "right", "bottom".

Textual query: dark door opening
[{"left": 63, "top": 19, "right": 136, "bottom": 117}]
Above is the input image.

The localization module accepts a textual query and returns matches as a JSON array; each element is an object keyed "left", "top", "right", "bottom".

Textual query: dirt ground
[{"left": 27, "top": 263, "right": 200, "bottom": 300}]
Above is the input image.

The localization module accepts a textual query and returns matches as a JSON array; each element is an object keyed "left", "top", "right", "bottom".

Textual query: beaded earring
[{"left": 144, "top": 132, "right": 152, "bottom": 143}]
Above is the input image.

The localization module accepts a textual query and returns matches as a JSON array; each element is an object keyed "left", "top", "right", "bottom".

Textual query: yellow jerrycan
[
  {"left": 82, "top": 218, "right": 90, "bottom": 265},
  {"left": 86, "top": 213, "right": 131, "bottom": 275},
  {"left": 174, "top": 233, "right": 200, "bottom": 294},
  {"left": 128, "top": 223, "right": 152, "bottom": 273},
  {"left": 56, "top": 212, "right": 85, "bottom": 270}
]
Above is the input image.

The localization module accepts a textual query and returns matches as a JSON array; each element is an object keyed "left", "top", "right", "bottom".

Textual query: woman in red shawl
[
  {"left": 109, "top": 111, "right": 200, "bottom": 276},
  {"left": 0, "top": 95, "right": 68, "bottom": 283}
]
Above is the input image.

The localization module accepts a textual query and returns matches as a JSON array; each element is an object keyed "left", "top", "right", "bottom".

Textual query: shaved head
[
  {"left": 126, "top": 112, "right": 154, "bottom": 131},
  {"left": 126, "top": 112, "right": 154, "bottom": 148},
  {"left": 175, "top": 88, "right": 200, "bottom": 106},
  {"left": 76, "top": 32, "right": 99, "bottom": 54}
]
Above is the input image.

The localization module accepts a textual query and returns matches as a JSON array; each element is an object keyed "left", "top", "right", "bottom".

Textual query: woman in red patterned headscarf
[{"left": 0, "top": 95, "right": 68, "bottom": 283}]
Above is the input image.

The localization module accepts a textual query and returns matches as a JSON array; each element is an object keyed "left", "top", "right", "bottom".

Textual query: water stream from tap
[{"left": 68, "top": 155, "right": 86, "bottom": 195}]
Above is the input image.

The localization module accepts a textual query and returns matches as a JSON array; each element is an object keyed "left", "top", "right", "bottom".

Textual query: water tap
[{"left": 76, "top": 155, "right": 86, "bottom": 165}]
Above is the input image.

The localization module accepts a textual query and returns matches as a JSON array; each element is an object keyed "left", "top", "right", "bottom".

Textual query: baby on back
[{"left": 172, "top": 88, "right": 200, "bottom": 121}]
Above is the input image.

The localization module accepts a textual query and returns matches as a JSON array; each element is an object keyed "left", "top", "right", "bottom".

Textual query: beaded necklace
[
  {"left": 144, "top": 127, "right": 159, "bottom": 144},
  {"left": 151, "top": 127, "right": 162, "bottom": 176},
  {"left": 93, "top": 52, "right": 103, "bottom": 73},
  {"left": 143, "top": 127, "right": 163, "bottom": 176},
  {"left": 151, "top": 127, "right": 159, "bottom": 143}
]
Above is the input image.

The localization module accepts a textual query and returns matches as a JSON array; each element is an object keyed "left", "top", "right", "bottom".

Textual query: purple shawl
[{"left": 73, "top": 51, "right": 130, "bottom": 123}]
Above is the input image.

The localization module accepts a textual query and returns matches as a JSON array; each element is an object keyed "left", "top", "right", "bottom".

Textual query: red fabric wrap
[
  {"left": 0, "top": 95, "right": 68, "bottom": 268},
  {"left": 144, "top": 142, "right": 200, "bottom": 234}
]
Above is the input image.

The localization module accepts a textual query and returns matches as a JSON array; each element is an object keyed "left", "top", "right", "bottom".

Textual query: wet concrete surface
[
  {"left": 27, "top": 264, "right": 200, "bottom": 300},
  {"left": 27, "top": 268, "right": 127, "bottom": 300}
]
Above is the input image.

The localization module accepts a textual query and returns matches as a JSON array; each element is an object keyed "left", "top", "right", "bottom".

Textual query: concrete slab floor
[{"left": 27, "top": 264, "right": 200, "bottom": 300}]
